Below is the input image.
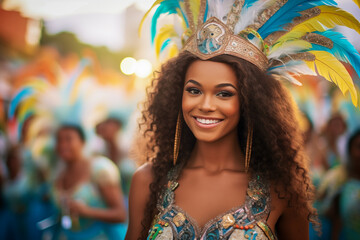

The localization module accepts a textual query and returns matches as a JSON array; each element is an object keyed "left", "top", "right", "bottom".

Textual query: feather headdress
[
  {"left": 140, "top": 0, "right": 360, "bottom": 107},
  {"left": 8, "top": 57, "right": 135, "bottom": 146}
]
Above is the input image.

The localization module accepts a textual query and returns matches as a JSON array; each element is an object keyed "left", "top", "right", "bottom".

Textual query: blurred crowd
[
  {"left": 0, "top": 8, "right": 359, "bottom": 240},
  {"left": 0, "top": 114, "right": 137, "bottom": 240},
  {"left": 0, "top": 40, "right": 142, "bottom": 239},
  {"left": 303, "top": 113, "right": 360, "bottom": 240}
]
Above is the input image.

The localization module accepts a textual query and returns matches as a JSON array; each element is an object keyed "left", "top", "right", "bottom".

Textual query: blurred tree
[{"left": 40, "top": 26, "right": 133, "bottom": 71}]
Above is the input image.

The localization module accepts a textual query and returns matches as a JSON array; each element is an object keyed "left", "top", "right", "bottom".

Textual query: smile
[{"left": 193, "top": 117, "right": 223, "bottom": 128}]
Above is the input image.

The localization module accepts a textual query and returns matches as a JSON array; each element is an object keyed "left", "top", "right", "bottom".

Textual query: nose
[{"left": 199, "top": 94, "right": 216, "bottom": 112}]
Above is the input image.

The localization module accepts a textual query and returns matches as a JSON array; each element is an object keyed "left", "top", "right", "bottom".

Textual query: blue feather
[
  {"left": 151, "top": 0, "right": 188, "bottom": 44},
  {"left": 55, "top": 94, "right": 84, "bottom": 125},
  {"left": 243, "top": 0, "right": 259, "bottom": 9},
  {"left": 9, "top": 87, "right": 35, "bottom": 119},
  {"left": 258, "top": 0, "right": 337, "bottom": 39},
  {"left": 203, "top": 0, "right": 208, "bottom": 22},
  {"left": 309, "top": 30, "right": 360, "bottom": 79},
  {"left": 64, "top": 58, "right": 91, "bottom": 97},
  {"left": 160, "top": 38, "right": 171, "bottom": 53}
]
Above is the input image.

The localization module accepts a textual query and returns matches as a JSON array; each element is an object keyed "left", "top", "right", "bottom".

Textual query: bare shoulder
[
  {"left": 130, "top": 162, "right": 154, "bottom": 203},
  {"left": 132, "top": 162, "right": 154, "bottom": 187}
]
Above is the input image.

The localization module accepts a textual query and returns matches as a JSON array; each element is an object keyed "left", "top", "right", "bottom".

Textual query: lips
[
  {"left": 195, "top": 117, "right": 221, "bottom": 124},
  {"left": 193, "top": 116, "right": 223, "bottom": 128}
]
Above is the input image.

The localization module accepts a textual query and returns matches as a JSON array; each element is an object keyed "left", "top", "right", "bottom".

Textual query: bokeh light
[
  {"left": 120, "top": 57, "right": 136, "bottom": 75},
  {"left": 134, "top": 59, "right": 152, "bottom": 78}
]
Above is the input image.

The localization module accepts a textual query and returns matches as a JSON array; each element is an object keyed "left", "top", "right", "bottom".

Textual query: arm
[
  {"left": 276, "top": 206, "right": 309, "bottom": 240},
  {"left": 68, "top": 182, "right": 127, "bottom": 223},
  {"left": 68, "top": 157, "right": 127, "bottom": 223},
  {"left": 125, "top": 163, "right": 153, "bottom": 240}
]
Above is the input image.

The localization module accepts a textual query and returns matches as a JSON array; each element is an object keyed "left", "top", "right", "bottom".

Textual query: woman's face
[
  {"left": 56, "top": 128, "right": 84, "bottom": 162},
  {"left": 182, "top": 60, "right": 240, "bottom": 143}
]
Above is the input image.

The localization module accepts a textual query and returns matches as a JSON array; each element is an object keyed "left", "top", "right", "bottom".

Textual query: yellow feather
[
  {"left": 189, "top": 0, "right": 201, "bottom": 27},
  {"left": 269, "top": 39, "right": 312, "bottom": 56},
  {"left": 138, "top": 0, "right": 165, "bottom": 36},
  {"left": 277, "top": 6, "right": 360, "bottom": 45},
  {"left": 305, "top": 51, "right": 358, "bottom": 106},
  {"left": 18, "top": 97, "right": 36, "bottom": 120},
  {"left": 155, "top": 24, "right": 179, "bottom": 57},
  {"left": 169, "top": 44, "right": 179, "bottom": 58},
  {"left": 25, "top": 78, "right": 49, "bottom": 92}
]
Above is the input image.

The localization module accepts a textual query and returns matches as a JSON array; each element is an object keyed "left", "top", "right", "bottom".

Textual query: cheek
[
  {"left": 222, "top": 99, "right": 240, "bottom": 117},
  {"left": 182, "top": 92, "right": 193, "bottom": 111},
  {"left": 182, "top": 93, "right": 194, "bottom": 122}
]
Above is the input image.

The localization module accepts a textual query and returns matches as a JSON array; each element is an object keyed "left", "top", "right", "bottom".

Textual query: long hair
[{"left": 139, "top": 51, "right": 317, "bottom": 239}]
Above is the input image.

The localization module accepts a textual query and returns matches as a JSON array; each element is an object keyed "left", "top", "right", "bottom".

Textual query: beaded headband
[{"left": 140, "top": 0, "right": 360, "bottom": 107}]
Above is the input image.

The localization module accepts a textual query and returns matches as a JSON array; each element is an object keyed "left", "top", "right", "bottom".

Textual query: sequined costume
[{"left": 147, "top": 167, "right": 276, "bottom": 240}]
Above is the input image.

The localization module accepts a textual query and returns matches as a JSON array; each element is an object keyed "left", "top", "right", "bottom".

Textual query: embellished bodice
[{"left": 147, "top": 168, "right": 277, "bottom": 240}]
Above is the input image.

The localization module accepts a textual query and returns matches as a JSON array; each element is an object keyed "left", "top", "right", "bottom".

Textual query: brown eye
[
  {"left": 186, "top": 87, "right": 201, "bottom": 95},
  {"left": 216, "top": 91, "right": 234, "bottom": 98}
]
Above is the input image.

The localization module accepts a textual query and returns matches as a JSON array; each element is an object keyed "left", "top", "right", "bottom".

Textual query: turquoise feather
[
  {"left": 151, "top": 0, "right": 188, "bottom": 44},
  {"left": 203, "top": 0, "right": 208, "bottom": 22},
  {"left": 309, "top": 30, "right": 360, "bottom": 79},
  {"left": 160, "top": 38, "right": 171, "bottom": 53},
  {"left": 55, "top": 97, "right": 84, "bottom": 126},
  {"left": 243, "top": 0, "right": 259, "bottom": 9},
  {"left": 64, "top": 58, "right": 91, "bottom": 97},
  {"left": 9, "top": 87, "right": 35, "bottom": 119},
  {"left": 258, "top": 0, "right": 337, "bottom": 39}
]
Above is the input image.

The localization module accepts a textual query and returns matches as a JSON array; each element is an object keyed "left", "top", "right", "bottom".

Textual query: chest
[
  {"left": 174, "top": 173, "right": 248, "bottom": 228},
  {"left": 147, "top": 173, "right": 276, "bottom": 240},
  {"left": 56, "top": 167, "right": 89, "bottom": 191}
]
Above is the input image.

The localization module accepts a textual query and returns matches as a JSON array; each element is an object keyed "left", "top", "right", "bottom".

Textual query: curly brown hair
[{"left": 139, "top": 51, "right": 317, "bottom": 239}]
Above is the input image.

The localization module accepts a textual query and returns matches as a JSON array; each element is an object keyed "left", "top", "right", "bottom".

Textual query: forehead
[
  {"left": 185, "top": 60, "right": 237, "bottom": 86},
  {"left": 57, "top": 128, "right": 78, "bottom": 137}
]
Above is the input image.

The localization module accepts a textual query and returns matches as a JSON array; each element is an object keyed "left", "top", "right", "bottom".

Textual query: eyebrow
[{"left": 185, "top": 79, "right": 238, "bottom": 90}]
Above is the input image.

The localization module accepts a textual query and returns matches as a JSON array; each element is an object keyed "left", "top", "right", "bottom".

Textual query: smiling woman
[
  {"left": 182, "top": 61, "right": 240, "bottom": 143},
  {"left": 125, "top": 51, "right": 316, "bottom": 240}
]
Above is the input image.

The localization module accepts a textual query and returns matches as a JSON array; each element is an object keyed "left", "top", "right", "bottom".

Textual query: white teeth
[{"left": 196, "top": 118, "right": 221, "bottom": 125}]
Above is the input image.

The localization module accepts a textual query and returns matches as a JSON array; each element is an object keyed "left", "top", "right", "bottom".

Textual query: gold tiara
[{"left": 182, "top": 17, "right": 268, "bottom": 70}]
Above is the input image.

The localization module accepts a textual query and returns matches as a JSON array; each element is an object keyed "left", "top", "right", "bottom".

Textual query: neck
[
  {"left": 188, "top": 131, "right": 244, "bottom": 172},
  {"left": 65, "top": 156, "right": 86, "bottom": 170}
]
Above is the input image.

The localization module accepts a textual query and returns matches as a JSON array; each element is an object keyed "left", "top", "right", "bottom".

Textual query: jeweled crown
[
  {"left": 141, "top": 0, "right": 360, "bottom": 107},
  {"left": 183, "top": 17, "right": 268, "bottom": 70}
]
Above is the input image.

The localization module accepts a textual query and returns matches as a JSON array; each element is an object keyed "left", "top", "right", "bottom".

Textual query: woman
[
  {"left": 126, "top": 53, "right": 315, "bottom": 239},
  {"left": 339, "top": 130, "right": 360, "bottom": 239},
  {"left": 126, "top": 1, "right": 359, "bottom": 239},
  {"left": 329, "top": 130, "right": 360, "bottom": 239},
  {"left": 53, "top": 124, "right": 127, "bottom": 240}
]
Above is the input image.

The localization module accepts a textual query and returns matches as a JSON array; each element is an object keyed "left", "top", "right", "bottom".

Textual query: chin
[
  {"left": 60, "top": 156, "right": 74, "bottom": 163},
  {"left": 192, "top": 131, "right": 229, "bottom": 143},
  {"left": 185, "top": 117, "right": 238, "bottom": 143}
]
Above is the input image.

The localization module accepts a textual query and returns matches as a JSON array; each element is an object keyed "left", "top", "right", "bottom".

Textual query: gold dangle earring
[
  {"left": 173, "top": 112, "right": 182, "bottom": 165},
  {"left": 244, "top": 123, "right": 253, "bottom": 173}
]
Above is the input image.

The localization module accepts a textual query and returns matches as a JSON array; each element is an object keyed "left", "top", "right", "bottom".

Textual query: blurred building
[{"left": 0, "top": 7, "right": 41, "bottom": 54}]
